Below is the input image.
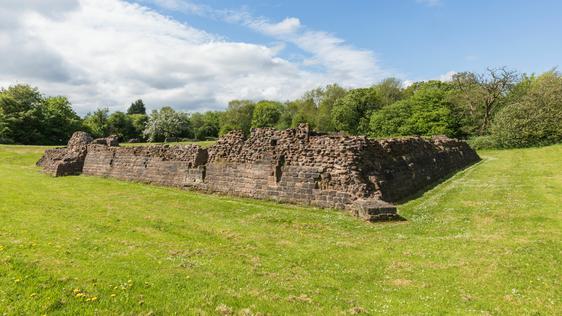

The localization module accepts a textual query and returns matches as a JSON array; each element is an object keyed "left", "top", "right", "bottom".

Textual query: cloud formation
[{"left": 0, "top": 0, "right": 386, "bottom": 114}]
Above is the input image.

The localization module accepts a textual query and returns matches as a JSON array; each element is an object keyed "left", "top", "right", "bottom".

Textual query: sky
[{"left": 1, "top": 0, "right": 560, "bottom": 115}]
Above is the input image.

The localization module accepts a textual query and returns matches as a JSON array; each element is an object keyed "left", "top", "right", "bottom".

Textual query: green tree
[
  {"left": 372, "top": 78, "right": 404, "bottom": 107},
  {"left": 127, "top": 99, "right": 146, "bottom": 115},
  {"left": 370, "top": 84, "right": 460, "bottom": 138},
  {"left": 491, "top": 71, "right": 562, "bottom": 148},
  {"left": 41, "top": 96, "right": 82, "bottom": 145},
  {"left": 251, "top": 101, "right": 283, "bottom": 128},
  {"left": 129, "top": 114, "right": 148, "bottom": 140},
  {"left": 219, "top": 100, "right": 255, "bottom": 135},
  {"left": 83, "top": 108, "right": 110, "bottom": 138},
  {"left": 316, "top": 84, "right": 346, "bottom": 132},
  {"left": 331, "top": 88, "right": 381, "bottom": 135},
  {"left": 451, "top": 67, "right": 519, "bottom": 136},
  {"left": 143, "top": 106, "right": 191, "bottom": 142},
  {"left": 0, "top": 84, "right": 44, "bottom": 144},
  {"left": 107, "top": 111, "right": 134, "bottom": 140},
  {"left": 191, "top": 111, "right": 221, "bottom": 140}
]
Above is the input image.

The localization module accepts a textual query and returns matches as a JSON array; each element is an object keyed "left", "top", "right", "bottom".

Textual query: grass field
[{"left": 0, "top": 144, "right": 560, "bottom": 315}]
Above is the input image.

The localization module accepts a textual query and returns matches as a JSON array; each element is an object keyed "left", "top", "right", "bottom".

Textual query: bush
[
  {"left": 467, "top": 135, "right": 499, "bottom": 150},
  {"left": 491, "top": 71, "right": 562, "bottom": 148}
]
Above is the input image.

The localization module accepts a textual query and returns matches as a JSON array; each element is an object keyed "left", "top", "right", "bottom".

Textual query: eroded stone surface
[{"left": 37, "top": 125, "right": 480, "bottom": 221}]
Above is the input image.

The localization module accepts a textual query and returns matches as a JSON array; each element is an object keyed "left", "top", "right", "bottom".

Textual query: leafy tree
[
  {"left": 452, "top": 67, "right": 519, "bottom": 135},
  {"left": 127, "top": 99, "right": 146, "bottom": 115},
  {"left": 191, "top": 111, "right": 221, "bottom": 140},
  {"left": 316, "top": 84, "right": 347, "bottom": 132},
  {"left": 0, "top": 84, "right": 44, "bottom": 144},
  {"left": 370, "top": 84, "right": 460, "bottom": 138},
  {"left": 83, "top": 108, "right": 110, "bottom": 138},
  {"left": 41, "top": 96, "right": 82, "bottom": 145},
  {"left": 107, "top": 111, "right": 134, "bottom": 140},
  {"left": 331, "top": 88, "right": 381, "bottom": 135},
  {"left": 129, "top": 114, "right": 148, "bottom": 140},
  {"left": 290, "top": 98, "right": 317, "bottom": 129},
  {"left": 143, "top": 106, "right": 191, "bottom": 142},
  {"left": 491, "top": 71, "right": 562, "bottom": 148},
  {"left": 372, "top": 78, "right": 404, "bottom": 107},
  {"left": 251, "top": 101, "right": 283, "bottom": 128},
  {"left": 219, "top": 100, "right": 255, "bottom": 135}
]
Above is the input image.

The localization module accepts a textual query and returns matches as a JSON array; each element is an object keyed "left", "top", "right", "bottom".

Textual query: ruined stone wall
[
  {"left": 38, "top": 126, "right": 480, "bottom": 221},
  {"left": 82, "top": 144, "right": 207, "bottom": 187}
]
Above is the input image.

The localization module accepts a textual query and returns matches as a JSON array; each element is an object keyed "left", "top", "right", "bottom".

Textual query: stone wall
[{"left": 38, "top": 126, "right": 480, "bottom": 221}]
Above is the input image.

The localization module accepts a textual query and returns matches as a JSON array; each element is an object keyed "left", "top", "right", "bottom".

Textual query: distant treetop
[{"left": 127, "top": 99, "right": 146, "bottom": 115}]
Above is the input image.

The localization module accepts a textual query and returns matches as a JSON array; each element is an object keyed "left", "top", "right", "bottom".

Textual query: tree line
[{"left": 1, "top": 67, "right": 561, "bottom": 148}]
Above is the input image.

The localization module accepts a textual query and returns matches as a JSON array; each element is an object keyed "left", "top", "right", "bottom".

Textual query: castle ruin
[{"left": 37, "top": 125, "right": 480, "bottom": 221}]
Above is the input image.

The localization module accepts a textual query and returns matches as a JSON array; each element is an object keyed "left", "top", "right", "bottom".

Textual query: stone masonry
[{"left": 37, "top": 125, "right": 480, "bottom": 221}]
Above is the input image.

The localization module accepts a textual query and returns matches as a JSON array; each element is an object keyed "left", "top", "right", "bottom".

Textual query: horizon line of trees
[{"left": 1, "top": 67, "right": 561, "bottom": 148}]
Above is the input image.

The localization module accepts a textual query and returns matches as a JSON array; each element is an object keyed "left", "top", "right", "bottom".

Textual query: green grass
[{"left": 0, "top": 144, "right": 560, "bottom": 315}]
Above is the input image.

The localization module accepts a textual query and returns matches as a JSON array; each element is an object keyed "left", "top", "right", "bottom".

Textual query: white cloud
[
  {"left": 0, "top": 0, "right": 388, "bottom": 115},
  {"left": 250, "top": 17, "right": 302, "bottom": 36},
  {"left": 438, "top": 71, "right": 457, "bottom": 82}
]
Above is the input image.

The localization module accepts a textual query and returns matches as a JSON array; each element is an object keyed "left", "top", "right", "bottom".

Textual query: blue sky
[
  {"left": 2, "top": 0, "right": 561, "bottom": 113},
  {"left": 142, "top": 0, "right": 562, "bottom": 80}
]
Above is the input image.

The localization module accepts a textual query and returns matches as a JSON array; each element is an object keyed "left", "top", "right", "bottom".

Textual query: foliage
[
  {"left": 40, "top": 96, "right": 83, "bottom": 145},
  {"left": 451, "top": 67, "right": 519, "bottom": 135},
  {"left": 491, "top": 71, "right": 562, "bottom": 148},
  {"left": 129, "top": 114, "right": 148, "bottom": 140},
  {"left": 332, "top": 88, "right": 381, "bottom": 135},
  {"left": 316, "top": 84, "right": 347, "bottom": 132},
  {"left": 107, "top": 111, "right": 135, "bottom": 141},
  {"left": 219, "top": 100, "right": 255, "bottom": 135},
  {"left": 0, "top": 85, "right": 82, "bottom": 145},
  {"left": 83, "top": 108, "right": 110, "bottom": 138},
  {"left": 127, "top": 99, "right": 146, "bottom": 115},
  {"left": 1, "top": 144, "right": 561, "bottom": 314},
  {"left": 370, "top": 84, "right": 460, "bottom": 138},
  {"left": 190, "top": 111, "right": 221, "bottom": 140},
  {"left": 143, "top": 106, "right": 191, "bottom": 142},
  {"left": 251, "top": 101, "right": 283, "bottom": 128},
  {"left": 467, "top": 135, "right": 500, "bottom": 150}
]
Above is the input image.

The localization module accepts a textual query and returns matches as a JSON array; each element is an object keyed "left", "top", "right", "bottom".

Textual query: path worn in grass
[{"left": 0, "top": 144, "right": 560, "bottom": 314}]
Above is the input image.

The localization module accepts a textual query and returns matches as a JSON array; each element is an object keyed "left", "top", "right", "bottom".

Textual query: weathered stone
[{"left": 37, "top": 125, "right": 480, "bottom": 222}]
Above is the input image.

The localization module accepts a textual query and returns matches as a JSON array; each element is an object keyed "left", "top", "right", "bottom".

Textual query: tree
[
  {"left": 129, "top": 113, "right": 148, "bottom": 140},
  {"left": 372, "top": 78, "right": 404, "bottom": 107},
  {"left": 0, "top": 84, "right": 44, "bottom": 144},
  {"left": 83, "top": 108, "right": 110, "bottom": 138},
  {"left": 251, "top": 101, "right": 283, "bottom": 128},
  {"left": 491, "top": 71, "right": 562, "bottom": 148},
  {"left": 143, "top": 106, "right": 191, "bottom": 142},
  {"left": 316, "top": 84, "right": 347, "bottom": 132},
  {"left": 370, "top": 83, "right": 460, "bottom": 138},
  {"left": 331, "top": 88, "right": 381, "bottom": 135},
  {"left": 127, "top": 99, "right": 146, "bottom": 115},
  {"left": 452, "top": 67, "right": 519, "bottom": 135},
  {"left": 191, "top": 111, "right": 221, "bottom": 140},
  {"left": 107, "top": 111, "right": 134, "bottom": 140},
  {"left": 219, "top": 100, "right": 255, "bottom": 135},
  {"left": 41, "top": 96, "right": 82, "bottom": 145}
]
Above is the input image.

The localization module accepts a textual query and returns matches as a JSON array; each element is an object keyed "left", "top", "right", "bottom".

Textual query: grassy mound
[{"left": 0, "top": 144, "right": 560, "bottom": 314}]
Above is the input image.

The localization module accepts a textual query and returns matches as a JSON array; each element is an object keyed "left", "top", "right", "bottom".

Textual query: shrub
[
  {"left": 491, "top": 71, "right": 562, "bottom": 148},
  {"left": 467, "top": 135, "right": 499, "bottom": 150}
]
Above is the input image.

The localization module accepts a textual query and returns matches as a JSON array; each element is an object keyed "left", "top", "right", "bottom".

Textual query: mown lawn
[{"left": 0, "top": 144, "right": 560, "bottom": 315}]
